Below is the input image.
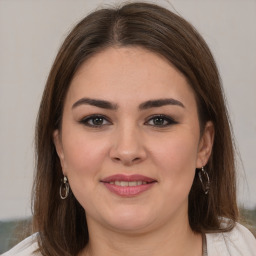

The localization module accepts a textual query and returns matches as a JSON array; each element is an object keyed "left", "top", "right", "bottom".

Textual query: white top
[
  {"left": 2, "top": 223, "right": 256, "bottom": 256},
  {"left": 206, "top": 223, "right": 256, "bottom": 255}
]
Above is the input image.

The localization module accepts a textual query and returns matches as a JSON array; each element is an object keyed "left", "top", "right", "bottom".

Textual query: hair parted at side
[{"left": 33, "top": 2, "right": 238, "bottom": 255}]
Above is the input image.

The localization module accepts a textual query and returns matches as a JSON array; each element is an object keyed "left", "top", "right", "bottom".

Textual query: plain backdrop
[{"left": 0, "top": 0, "right": 256, "bottom": 220}]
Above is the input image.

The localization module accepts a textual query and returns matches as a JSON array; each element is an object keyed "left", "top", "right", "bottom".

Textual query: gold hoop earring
[
  {"left": 198, "top": 166, "right": 210, "bottom": 195},
  {"left": 60, "top": 176, "right": 69, "bottom": 199}
]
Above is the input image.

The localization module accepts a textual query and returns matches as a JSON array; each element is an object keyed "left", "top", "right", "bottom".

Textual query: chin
[{"left": 101, "top": 207, "right": 157, "bottom": 233}]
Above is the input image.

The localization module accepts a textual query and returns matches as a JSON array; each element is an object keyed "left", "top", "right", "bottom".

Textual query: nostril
[
  {"left": 111, "top": 156, "right": 142, "bottom": 166},
  {"left": 109, "top": 143, "right": 147, "bottom": 165},
  {"left": 132, "top": 157, "right": 141, "bottom": 162}
]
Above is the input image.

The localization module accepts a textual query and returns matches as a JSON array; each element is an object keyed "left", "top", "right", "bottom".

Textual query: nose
[{"left": 109, "top": 125, "right": 147, "bottom": 166}]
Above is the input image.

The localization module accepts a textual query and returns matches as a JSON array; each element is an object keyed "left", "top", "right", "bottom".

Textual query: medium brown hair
[{"left": 33, "top": 2, "right": 238, "bottom": 255}]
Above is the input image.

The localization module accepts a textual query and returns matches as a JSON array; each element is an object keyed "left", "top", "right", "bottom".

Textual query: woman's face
[{"left": 54, "top": 47, "right": 214, "bottom": 233}]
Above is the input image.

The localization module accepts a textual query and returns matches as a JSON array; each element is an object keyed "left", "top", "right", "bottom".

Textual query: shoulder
[
  {"left": 1, "top": 233, "right": 40, "bottom": 256},
  {"left": 206, "top": 222, "right": 256, "bottom": 256}
]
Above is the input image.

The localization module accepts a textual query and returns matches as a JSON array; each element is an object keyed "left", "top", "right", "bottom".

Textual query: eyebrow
[
  {"left": 72, "top": 98, "right": 118, "bottom": 110},
  {"left": 139, "top": 98, "right": 185, "bottom": 110},
  {"left": 72, "top": 97, "right": 185, "bottom": 110}
]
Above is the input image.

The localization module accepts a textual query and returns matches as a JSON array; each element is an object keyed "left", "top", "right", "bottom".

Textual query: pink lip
[
  {"left": 101, "top": 174, "right": 156, "bottom": 183},
  {"left": 101, "top": 174, "right": 157, "bottom": 197}
]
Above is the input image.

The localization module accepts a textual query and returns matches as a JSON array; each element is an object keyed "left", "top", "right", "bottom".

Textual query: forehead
[{"left": 66, "top": 46, "right": 196, "bottom": 108}]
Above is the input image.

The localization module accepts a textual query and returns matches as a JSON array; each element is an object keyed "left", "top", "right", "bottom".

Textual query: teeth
[
  {"left": 127, "top": 181, "right": 136, "bottom": 186},
  {"left": 120, "top": 181, "right": 129, "bottom": 186},
  {"left": 111, "top": 181, "right": 148, "bottom": 186}
]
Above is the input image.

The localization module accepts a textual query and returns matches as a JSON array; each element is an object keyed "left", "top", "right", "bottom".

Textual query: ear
[
  {"left": 196, "top": 121, "right": 215, "bottom": 168},
  {"left": 53, "top": 129, "right": 66, "bottom": 173}
]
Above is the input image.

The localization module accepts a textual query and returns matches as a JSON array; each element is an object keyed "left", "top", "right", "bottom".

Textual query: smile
[
  {"left": 109, "top": 181, "right": 148, "bottom": 186},
  {"left": 101, "top": 174, "right": 157, "bottom": 197}
]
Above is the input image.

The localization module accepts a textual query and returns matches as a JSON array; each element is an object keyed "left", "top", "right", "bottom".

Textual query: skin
[{"left": 53, "top": 47, "right": 214, "bottom": 256}]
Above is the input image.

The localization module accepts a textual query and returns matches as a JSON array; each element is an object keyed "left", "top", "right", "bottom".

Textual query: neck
[{"left": 80, "top": 214, "right": 203, "bottom": 256}]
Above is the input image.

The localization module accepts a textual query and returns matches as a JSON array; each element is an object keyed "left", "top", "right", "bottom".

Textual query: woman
[{"left": 3, "top": 2, "right": 256, "bottom": 256}]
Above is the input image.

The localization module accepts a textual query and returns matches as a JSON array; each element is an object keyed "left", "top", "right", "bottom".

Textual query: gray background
[{"left": 0, "top": 0, "right": 255, "bottom": 220}]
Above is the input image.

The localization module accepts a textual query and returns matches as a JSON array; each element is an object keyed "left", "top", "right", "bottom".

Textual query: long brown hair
[{"left": 33, "top": 2, "right": 238, "bottom": 255}]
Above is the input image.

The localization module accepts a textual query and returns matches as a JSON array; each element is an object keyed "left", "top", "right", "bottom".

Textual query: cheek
[
  {"left": 60, "top": 132, "right": 109, "bottom": 209},
  {"left": 61, "top": 131, "right": 108, "bottom": 178},
  {"left": 152, "top": 133, "right": 199, "bottom": 192}
]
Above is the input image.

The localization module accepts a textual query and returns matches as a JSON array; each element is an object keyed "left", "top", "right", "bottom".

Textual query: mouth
[
  {"left": 100, "top": 174, "right": 157, "bottom": 197},
  {"left": 107, "top": 180, "right": 152, "bottom": 186}
]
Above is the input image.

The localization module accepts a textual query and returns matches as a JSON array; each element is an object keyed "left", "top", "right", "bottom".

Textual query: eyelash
[
  {"left": 145, "top": 114, "right": 177, "bottom": 127},
  {"left": 79, "top": 114, "right": 112, "bottom": 127},
  {"left": 79, "top": 114, "right": 177, "bottom": 128}
]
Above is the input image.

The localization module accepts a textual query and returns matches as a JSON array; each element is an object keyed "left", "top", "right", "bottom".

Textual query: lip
[
  {"left": 101, "top": 174, "right": 157, "bottom": 197},
  {"left": 101, "top": 174, "right": 156, "bottom": 183}
]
